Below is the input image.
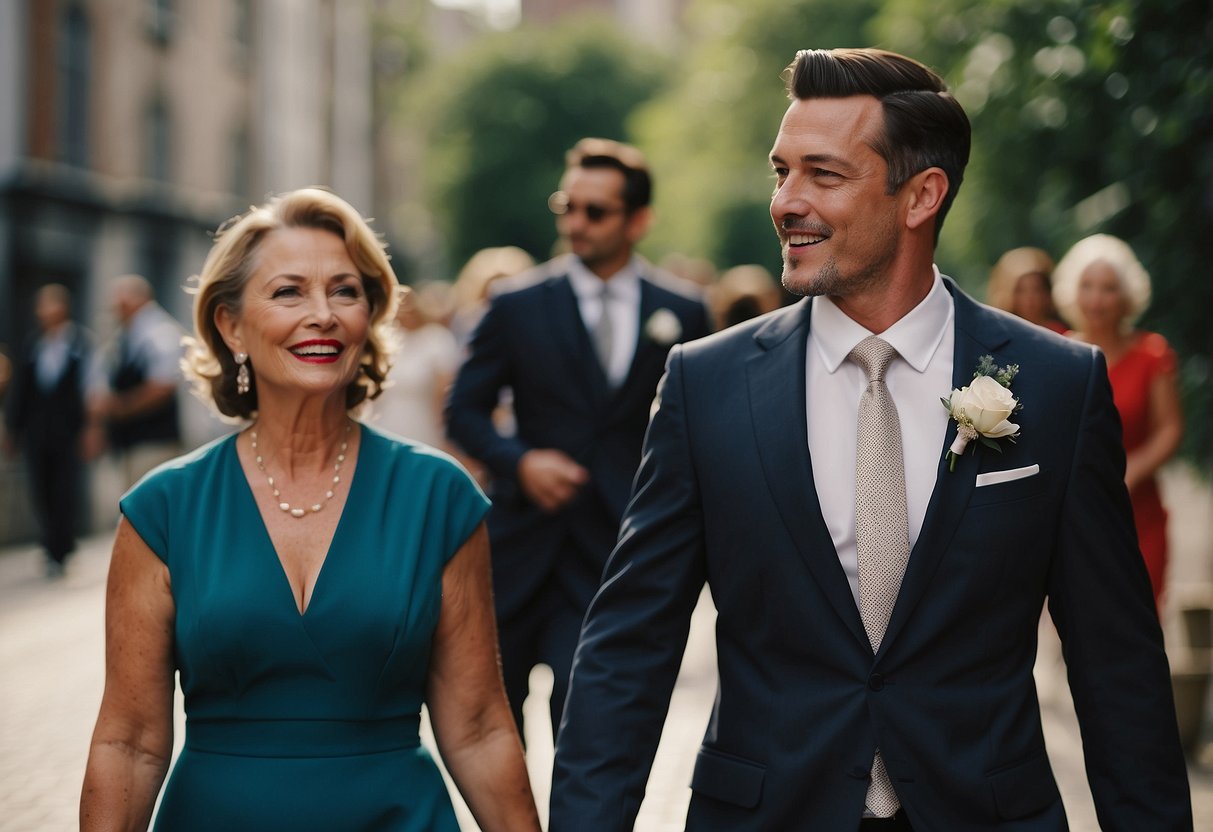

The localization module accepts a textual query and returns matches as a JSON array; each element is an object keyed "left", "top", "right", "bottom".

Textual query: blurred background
[
  {"left": 1, "top": 2, "right": 1210, "bottom": 524},
  {"left": 0, "top": 2, "right": 1212, "bottom": 828}
]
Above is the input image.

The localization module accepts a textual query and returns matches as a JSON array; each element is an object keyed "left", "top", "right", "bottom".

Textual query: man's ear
[
  {"left": 904, "top": 167, "right": 949, "bottom": 232},
  {"left": 625, "top": 205, "right": 654, "bottom": 245}
]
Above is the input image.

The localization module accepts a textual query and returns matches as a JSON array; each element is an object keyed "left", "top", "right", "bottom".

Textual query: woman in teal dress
[{"left": 81, "top": 188, "right": 541, "bottom": 831}]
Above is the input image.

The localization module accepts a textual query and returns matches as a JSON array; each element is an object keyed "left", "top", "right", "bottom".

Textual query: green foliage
[
  {"left": 406, "top": 17, "right": 667, "bottom": 271},
  {"left": 394, "top": 0, "right": 1211, "bottom": 468},
  {"left": 870, "top": 0, "right": 1213, "bottom": 468},
  {"left": 631, "top": 0, "right": 881, "bottom": 274}
]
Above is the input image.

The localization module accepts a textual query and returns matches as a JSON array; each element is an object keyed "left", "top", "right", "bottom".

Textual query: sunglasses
[{"left": 548, "top": 191, "right": 627, "bottom": 223}]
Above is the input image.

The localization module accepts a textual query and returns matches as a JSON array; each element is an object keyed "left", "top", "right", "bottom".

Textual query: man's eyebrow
[{"left": 769, "top": 152, "right": 856, "bottom": 171}]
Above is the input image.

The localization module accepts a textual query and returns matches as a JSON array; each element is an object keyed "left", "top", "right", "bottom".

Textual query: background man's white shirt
[{"left": 568, "top": 256, "right": 641, "bottom": 387}]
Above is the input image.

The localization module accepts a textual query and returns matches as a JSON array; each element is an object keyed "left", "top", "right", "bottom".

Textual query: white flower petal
[{"left": 983, "top": 419, "right": 1020, "bottom": 439}]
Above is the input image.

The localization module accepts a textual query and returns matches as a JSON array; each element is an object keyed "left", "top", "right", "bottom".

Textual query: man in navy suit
[
  {"left": 4, "top": 284, "right": 94, "bottom": 577},
  {"left": 550, "top": 49, "right": 1191, "bottom": 830},
  {"left": 445, "top": 138, "right": 711, "bottom": 740}
]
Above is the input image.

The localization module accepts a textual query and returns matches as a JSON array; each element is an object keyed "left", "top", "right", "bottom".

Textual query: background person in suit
[
  {"left": 85, "top": 274, "right": 185, "bottom": 488},
  {"left": 550, "top": 48, "right": 1190, "bottom": 831},
  {"left": 3, "top": 284, "right": 94, "bottom": 577},
  {"left": 446, "top": 137, "right": 712, "bottom": 741}
]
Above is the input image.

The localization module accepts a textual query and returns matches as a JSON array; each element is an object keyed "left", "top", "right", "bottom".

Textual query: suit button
[
  {"left": 868, "top": 673, "right": 885, "bottom": 691},
  {"left": 848, "top": 766, "right": 870, "bottom": 780}
]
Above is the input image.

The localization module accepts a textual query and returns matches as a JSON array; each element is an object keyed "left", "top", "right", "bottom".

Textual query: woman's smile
[{"left": 288, "top": 339, "right": 344, "bottom": 363}]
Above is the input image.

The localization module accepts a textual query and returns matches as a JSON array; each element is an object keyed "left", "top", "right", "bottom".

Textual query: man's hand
[
  {"left": 517, "top": 449, "right": 589, "bottom": 513},
  {"left": 81, "top": 421, "right": 107, "bottom": 461}
]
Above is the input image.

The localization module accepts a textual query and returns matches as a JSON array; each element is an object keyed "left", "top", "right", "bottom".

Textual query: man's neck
[
  {"left": 580, "top": 252, "right": 633, "bottom": 281},
  {"left": 830, "top": 270, "right": 936, "bottom": 334}
]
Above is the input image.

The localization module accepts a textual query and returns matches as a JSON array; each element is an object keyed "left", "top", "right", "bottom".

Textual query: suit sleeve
[
  {"left": 676, "top": 294, "right": 713, "bottom": 344},
  {"left": 1048, "top": 350, "right": 1193, "bottom": 829},
  {"left": 549, "top": 345, "right": 708, "bottom": 831},
  {"left": 4, "top": 350, "right": 27, "bottom": 438},
  {"left": 690, "top": 296, "right": 713, "bottom": 340},
  {"left": 444, "top": 297, "right": 530, "bottom": 482}
]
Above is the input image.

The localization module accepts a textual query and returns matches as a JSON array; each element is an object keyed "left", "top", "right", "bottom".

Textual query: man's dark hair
[
  {"left": 565, "top": 137, "right": 652, "bottom": 213},
  {"left": 783, "top": 48, "right": 971, "bottom": 241}
]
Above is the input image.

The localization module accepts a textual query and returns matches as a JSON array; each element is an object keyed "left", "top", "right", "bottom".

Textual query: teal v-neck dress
[{"left": 119, "top": 426, "right": 489, "bottom": 831}]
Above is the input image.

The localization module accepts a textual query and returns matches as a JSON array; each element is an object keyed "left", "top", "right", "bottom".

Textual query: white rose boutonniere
[
  {"left": 941, "top": 355, "right": 1021, "bottom": 472},
  {"left": 644, "top": 308, "right": 682, "bottom": 346}
]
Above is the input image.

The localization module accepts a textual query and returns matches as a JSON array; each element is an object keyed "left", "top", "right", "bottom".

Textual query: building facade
[
  {"left": 0, "top": 0, "right": 377, "bottom": 542},
  {"left": 519, "top": 0, "right": 688, "bottom": 40}
]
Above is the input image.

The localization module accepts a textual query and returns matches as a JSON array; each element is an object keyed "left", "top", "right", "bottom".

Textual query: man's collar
[
  {"left": 810, "top": 266, "right": 954, "bottom": 373},
  {"left": 567, "top": 255, "right": 641, "bottom": 299}
]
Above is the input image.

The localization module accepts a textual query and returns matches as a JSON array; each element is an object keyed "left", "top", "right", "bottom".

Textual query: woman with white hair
[{"left": 1053, "top": 233, "right": 1184, "bottom": 609}]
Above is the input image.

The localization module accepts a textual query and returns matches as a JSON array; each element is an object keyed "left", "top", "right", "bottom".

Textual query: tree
[
  {"left": 871, "top": 0, "right": 1213, "bottom": 467},
  {"left": 632, "top": 0, "right": 881, "bottom": 276},
  {"left": 403, "top": 16, "right": 667, "bottom": 275}
]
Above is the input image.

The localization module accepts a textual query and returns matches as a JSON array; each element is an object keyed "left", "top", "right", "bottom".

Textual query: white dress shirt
[
  {"left": 805, "top": 268, "right": 955, "bottom": 606},
  {"left": 35, "top": 325, "right": 74, "bottom": 390},
  {"left": 567, "top": 256, "right": 641, "bottom": 387}
]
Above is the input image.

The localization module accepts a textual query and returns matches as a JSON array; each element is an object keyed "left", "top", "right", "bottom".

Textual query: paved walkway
[{"left": 2, "top": 463, "right": 1212, "bottom": 830}]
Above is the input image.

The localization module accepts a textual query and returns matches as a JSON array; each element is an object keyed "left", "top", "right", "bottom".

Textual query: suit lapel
[
  {"left": 545, "top": 275, "right": 611, "bottom": 403},
  {"left": 747, "top": 301, "right": 869, "bottom": 648},
  {"left": 880, "top": 281, "right": 1012, "bottom": 654},
  {"left": 615, "top": 277, "right": 661, "bottom": 396}
]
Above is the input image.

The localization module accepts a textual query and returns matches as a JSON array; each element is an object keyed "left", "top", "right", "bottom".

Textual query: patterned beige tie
[{"left": 849, "top": 335, "right": 909, "bottom": 818}]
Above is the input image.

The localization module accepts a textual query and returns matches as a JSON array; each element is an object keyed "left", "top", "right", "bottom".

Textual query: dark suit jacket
[
  {"left": 550, "top": 280, "right": 1191, "bottom": 830},
  {"left": 5, "top": 324, "right": 91, "bottom": 448},
  {"left": 445, "top": 258, "right": 711, "bottom": 619}
]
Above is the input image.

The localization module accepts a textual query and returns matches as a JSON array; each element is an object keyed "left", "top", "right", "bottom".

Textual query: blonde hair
[
  {"left": 183, "top": 187, "right": 399, "bottom": 419},
  {"left": 452, "top": 246, "right": 536, "bottom": 311},
  {"left": 713, "top": 264, "right": 781, "bottom": 328},
  {"left": 1052, "top": 233, "right": 1152, "bottom": 331},
  {"left": 986, "top": 247, "right": 1055, "bottom": 314}
]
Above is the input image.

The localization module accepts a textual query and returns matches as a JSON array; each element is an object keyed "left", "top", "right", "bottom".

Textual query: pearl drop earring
[{"left": 235, "top": 352, "right": 250, "bottom": 395}]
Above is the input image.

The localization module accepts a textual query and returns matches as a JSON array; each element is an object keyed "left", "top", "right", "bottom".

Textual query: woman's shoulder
[
  {"left": 120, "top": 433, "right": 238, "bottom": 562},
  {"left": 1133, "top": 331, "right": 1178, "bottom": 371},
  {"left": 126, "top": 432, "right": 236, "bottom": 497},
  {"left": 361, "top": 424, "right": 477, "bottom": 481}
]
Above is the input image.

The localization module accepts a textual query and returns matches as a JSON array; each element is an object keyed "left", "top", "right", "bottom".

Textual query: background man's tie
[
  {"left": 849, "top": 334, "right": 910, "bottom": 818},
  {"left": 592, "top": 282, "right": 614, "bottom": 379}
]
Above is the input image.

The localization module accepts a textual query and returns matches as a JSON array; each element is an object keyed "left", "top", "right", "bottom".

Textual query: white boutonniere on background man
[
  {"left": 644, "top": 308, "right": 682, "bottom": 346},
  {"left": 942, "top": 355, "right": 1022, "bottom": 471}
]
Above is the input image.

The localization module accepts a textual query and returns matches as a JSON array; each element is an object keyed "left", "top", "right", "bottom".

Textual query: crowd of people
[{"left": 0, "top": 43, "right": 1194, "bottom": 832}]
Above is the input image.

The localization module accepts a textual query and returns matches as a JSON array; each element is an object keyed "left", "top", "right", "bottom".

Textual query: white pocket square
[{"left": 975, "top": 464, "right": 1040, "bottom": 487}]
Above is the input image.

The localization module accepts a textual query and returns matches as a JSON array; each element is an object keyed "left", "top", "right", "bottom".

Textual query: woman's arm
[
  {"left": 81, "top": 518, "right": 176, "bottom": 831},
  {"left": 426, "top": 522, "right": 541, "bottom": 832},
  {"left": 1124, "top": 363, "right": 1183, "bottom": 492}
]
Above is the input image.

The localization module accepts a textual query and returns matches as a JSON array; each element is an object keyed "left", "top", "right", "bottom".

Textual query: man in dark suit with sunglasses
[{"left": 446, "top": 137, "right": 712, "bottom": 743}]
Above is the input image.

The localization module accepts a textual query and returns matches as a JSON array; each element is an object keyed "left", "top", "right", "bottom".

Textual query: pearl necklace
[{"left": 249, "top": 422, "right": 351, "bottom": 519}]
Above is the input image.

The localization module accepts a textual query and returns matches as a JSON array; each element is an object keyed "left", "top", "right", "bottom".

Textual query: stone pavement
[{"left": 2, "top": 463, "right": 1212, "bottom": 831}]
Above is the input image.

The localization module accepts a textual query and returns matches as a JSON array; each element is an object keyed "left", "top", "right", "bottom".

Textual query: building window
[
  {"left": 233, "top": 0, "right": 252, "bottom": 64},
  {"left": 58, "top": 4, "right": 90, "bottom": 167},
  {"left": 147, "top": 0, "right": 174, "bottom": 45},
  {"left": 141, "top": 219, "right": 177, "bottom": 296},
  {"left": 146, "top": 98, "right": 171, "bottom": 182},
  {"left": 230, "top": 124, "right": 251, "bottom": 199}
]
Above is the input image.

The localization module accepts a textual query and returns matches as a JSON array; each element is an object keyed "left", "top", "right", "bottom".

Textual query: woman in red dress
[{"left": 1053, "top": 234, "right": 1184, "bottom": 610}]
